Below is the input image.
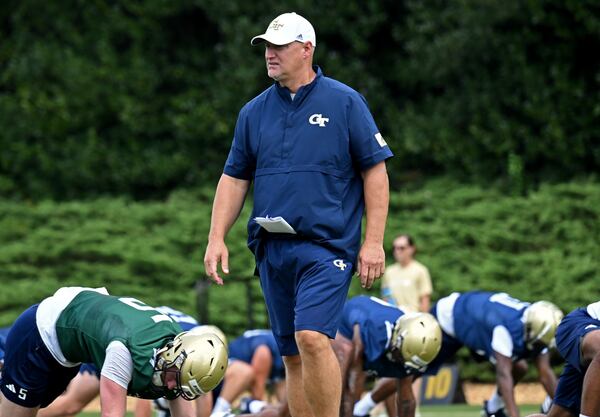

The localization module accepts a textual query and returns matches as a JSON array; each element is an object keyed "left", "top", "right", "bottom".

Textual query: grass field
[
  {"left": 420, "top": 404, "right": 538, "bottom": 416},
  {"left": 76, "top": 404, "right": 540, "bottom": 416}
]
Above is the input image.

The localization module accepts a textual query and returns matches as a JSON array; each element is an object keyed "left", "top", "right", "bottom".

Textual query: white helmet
[
  {"left": 389, "top": 312, "right": 442, "bottom": 370},
  {"left": 523, "top": 301, "right": 563, "bottom": 349},
  {"left": 155, "top": 331, "right": 228, "bottom": 399}
]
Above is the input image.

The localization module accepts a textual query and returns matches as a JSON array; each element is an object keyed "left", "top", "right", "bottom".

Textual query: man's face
[
  {"left": 393, "top": 236, "right": 415, "bottom": 263},
  {"left": 162, "top": 366, "right": 179, "bottom": 390},
  {"left": 264, "top": 41, "right": 306, "bottom": 82}
]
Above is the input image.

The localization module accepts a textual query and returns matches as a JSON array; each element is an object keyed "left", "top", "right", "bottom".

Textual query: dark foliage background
[{"left": 1, "top": 0, "right": 598, "bottom": 199}]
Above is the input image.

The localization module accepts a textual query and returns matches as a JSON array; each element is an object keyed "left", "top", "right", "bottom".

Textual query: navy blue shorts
[
  {"left": 553, "top": 308, "right": 600, "bottom": 414},
  {"left": 0, "top": 305, "right": 80, "bottom": 408},
  {"left": 257, "top": 238, "right": 353, "bottom": 356}
]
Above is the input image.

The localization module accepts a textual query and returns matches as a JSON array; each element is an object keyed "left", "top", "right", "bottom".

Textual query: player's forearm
[
  {"left": 535, "top": 354, "right": 557, "bottom": 398},
  {"left": 395, "top": 378, "right": 416, "bottom": 417},
  {"left": 496, "top": 372, "right": 519, "bottom": 417},
  {"left": 362, "top": 162, "right": 389, "bottom": 245},
  {"left": 396, "top": 397, "right": 416, "bottom": 417},
  {"left": 99, "top": 377, "right": 128, "bottom": 417},
  {"left": 539, "top": 368, "right": 557, "bottom": 398},
  {"left": 341, "top": 386, "right": 356, "bottom": 417},
  {"left": 208, "top": 174, "right": 250, "bottom": 241}
]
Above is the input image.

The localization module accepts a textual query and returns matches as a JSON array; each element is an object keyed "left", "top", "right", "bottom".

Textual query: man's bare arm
[
  {"left": 204, "top": 174, "right": 250, "bottom": 284},
  {"left": 357, "top": 161, "right": 389, "bottom": 289}
]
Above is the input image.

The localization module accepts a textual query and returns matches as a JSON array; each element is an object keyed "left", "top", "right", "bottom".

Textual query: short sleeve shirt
[
  {"left": 381, "top": 261, "right": 432, "bottom": 311},
  {"left": 224, "top": 66, "right": 393, "bottom": 262}
]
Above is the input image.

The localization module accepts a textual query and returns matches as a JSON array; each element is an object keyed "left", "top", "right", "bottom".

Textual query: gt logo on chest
[{"left": 309, "top": 113, "right": 329, "bottom": 127}]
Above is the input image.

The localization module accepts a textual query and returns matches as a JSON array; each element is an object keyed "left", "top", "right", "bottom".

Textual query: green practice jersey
[{"left": 55, "top": 290, "right": 182, "bottom": 398}]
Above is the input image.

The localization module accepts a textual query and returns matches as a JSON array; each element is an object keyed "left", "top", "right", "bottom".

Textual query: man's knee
[
  {"left": 226, "top": 360, "right": 255, "bottom": 383},
  {"left": 295, "top": 330, "right": 330, "bottom": 357}
]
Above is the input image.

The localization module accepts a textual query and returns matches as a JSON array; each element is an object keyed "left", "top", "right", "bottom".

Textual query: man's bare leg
[
  {"left": 282, "top": 355, "right": 313, "bottom": 417},
  {"left": 0, "top": 392, "right": 39, "bottom": 417},
  {"left": 296, "top": 330, "right": 341, "bottom": 417}
]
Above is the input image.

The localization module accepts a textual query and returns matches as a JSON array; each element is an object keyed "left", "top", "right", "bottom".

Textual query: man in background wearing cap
[{"left": 204, "top": 12, "right": 393, "bottom": 417}]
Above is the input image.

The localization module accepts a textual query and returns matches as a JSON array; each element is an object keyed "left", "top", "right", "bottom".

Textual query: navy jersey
[
  {"left": 155, "top": 306, "right": 199, "bottom": 332},
  {"left": 453, "top": 292, "right": 533, "bottom": 361},
  {"left": 224, "top": 66, "right": 393, "bottom": 263},
  {"left": 228, "top": 330, "right": 284, "bottom": 379},
  {"left": 338, "top": 296, "right": 413, "bottom": 378}
]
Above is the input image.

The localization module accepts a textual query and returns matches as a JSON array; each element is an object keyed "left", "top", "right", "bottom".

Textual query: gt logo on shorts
[
  {"left": 309, "top": 113, "right": 329, "bottom": 127},
  {"left": 333, "top": 259, "right": 347, "bottom": 270}
]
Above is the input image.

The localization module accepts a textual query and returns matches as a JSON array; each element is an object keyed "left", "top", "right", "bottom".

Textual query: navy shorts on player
[
  {"left": 553, "top": 307, "right": 600, "bottom": 413},
  {"left": 257, "top": 237, "right": 353, "bottom": 356},
  {"left": 0, "top": 304, "right": 80, "bottom": 408}
]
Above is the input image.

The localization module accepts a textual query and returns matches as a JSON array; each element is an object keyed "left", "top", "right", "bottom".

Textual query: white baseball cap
[{"left": 251, "top": 12, "right": 316, "bottom": 47}]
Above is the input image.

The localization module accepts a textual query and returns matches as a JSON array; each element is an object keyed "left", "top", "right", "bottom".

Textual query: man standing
[
  {"left": 381, "top": 234, "right": 432, "bottom": 313},
  {"left": 203, "top": 11, "right": 392, "bottom": 417}
]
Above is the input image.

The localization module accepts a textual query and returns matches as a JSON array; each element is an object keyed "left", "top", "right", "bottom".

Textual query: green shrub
[{"left": 0, "top": 179, "right": 598, "bottom": 381}]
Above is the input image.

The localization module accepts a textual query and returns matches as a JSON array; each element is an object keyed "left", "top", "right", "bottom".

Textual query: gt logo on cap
[{"left": 269, "top": 20, "right": 284, "bottom": 30}]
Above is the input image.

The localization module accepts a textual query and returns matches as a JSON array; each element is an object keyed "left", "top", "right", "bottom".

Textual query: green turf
[
  {"left": 76, "top": 404, "right": 539, "bottom": 416},
  {"left": 420, "top": 404, "right": 539, "bottom": 417}
]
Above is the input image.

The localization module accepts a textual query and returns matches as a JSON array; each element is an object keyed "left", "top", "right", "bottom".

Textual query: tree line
[{"left": 1, "top": 0, "right": 598, "bottom": 200}]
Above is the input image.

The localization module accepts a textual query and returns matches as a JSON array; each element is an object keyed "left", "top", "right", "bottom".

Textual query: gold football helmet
[
  {"left": 523, "top": 301, "right": 563, "bottom": 349},
  {"left": 390, "top": 312, "right": 442, "bottom": 370},
  {"left": 189, "top": 325, "right": 228, "bottom": 346},
  {"left": 156, "top": 331, "right": 228, "bottom": 399}
]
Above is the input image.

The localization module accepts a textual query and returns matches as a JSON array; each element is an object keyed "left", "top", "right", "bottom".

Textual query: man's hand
[
  {"left": 355, "top": 240, "right": 385, "bottom": 289},
  {"left": 204, "top": 239, "right": 230, "bottom": 285}
]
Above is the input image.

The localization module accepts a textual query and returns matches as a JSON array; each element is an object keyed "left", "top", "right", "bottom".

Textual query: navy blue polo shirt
[{"left": 224, "top": 66, "right": 393, "bottom": 262}]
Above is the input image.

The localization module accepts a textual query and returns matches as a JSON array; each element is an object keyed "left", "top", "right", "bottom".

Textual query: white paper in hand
[{"left": 254, "top": 216, "right": 297, "bottom": 234}]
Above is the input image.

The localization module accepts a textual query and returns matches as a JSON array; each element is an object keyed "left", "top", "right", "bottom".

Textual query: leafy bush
[
  {"left": 1, "top": 180, "right": 598, "bottom": 382},
  {"left": 0, "top": 1, "right": 598, "bottom": 199}
]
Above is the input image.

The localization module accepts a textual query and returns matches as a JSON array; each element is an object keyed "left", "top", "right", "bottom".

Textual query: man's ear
[{"left": 303, "top": 42, "right": 313, "bottom": 59}]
